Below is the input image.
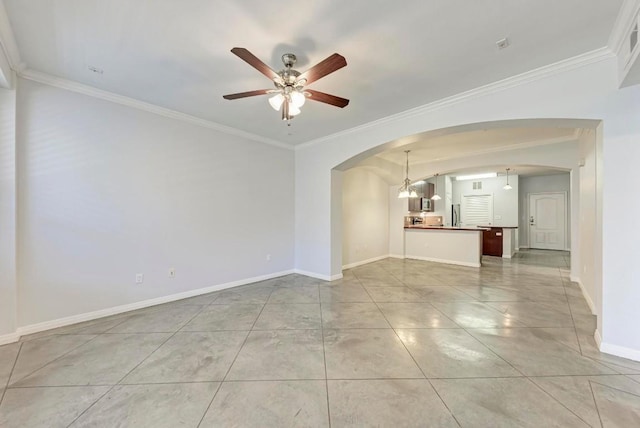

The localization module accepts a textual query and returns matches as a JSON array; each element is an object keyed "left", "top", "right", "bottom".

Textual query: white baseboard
[
  {"left": 12, "top": 269, "right": 295, "bottom": 341},
  {"left": 599, "top": 339, "right": 640, "bottom": 362},
  {"left": 293, "top": 269, "right": 342, "bottom": 282},
  {"left": 405, "top": 255, "right": 480, "bottom": 268},
  {"left": 574, "top": 278, "right": 596, "bottom": 315},
  {"left": 502, "top": 254, "right": 513, "bottom": 259},
  {"left": 342, "top": 254, "right": 389, "bottom": 270},
  {"left": 0, "top": 332, "right": 20, "bottom": 346},
  {"left": 388, "top": 254, "right": 405, "bottom": 259}
]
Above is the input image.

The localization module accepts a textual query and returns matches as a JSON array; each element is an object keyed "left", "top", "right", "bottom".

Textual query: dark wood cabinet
[
  {"left": 407, "top": 182, "right": 435, "bottom": 212},
  {"left": 408, "top": 196, "right": 421, "bottom": 212},
  {"left": 424, "top": 183, "right": 434, "bottom": 200},
  {"left": 482, "top": 227, "right": 503, "bottom": 257}
]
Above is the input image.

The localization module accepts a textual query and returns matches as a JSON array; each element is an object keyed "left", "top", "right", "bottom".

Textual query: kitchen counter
[
  {"left": 405, "top": 225, "right": 490, "bottom": 231},
  {"left": 404, "top": 227, "right": 483, "bottom": 267}
]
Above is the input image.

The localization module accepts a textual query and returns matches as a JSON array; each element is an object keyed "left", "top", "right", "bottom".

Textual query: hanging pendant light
[
  {"left": 503, "top": 168, "right": 513, "bottom": 190},
  {"left": 431, "top": 173, "right": 442, "bottom": 201},
  {"left": 398, "top": 150, "right": 418, "bottom": 198}
]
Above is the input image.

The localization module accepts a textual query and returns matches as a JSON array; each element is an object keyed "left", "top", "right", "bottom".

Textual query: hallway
[{"left": 1, "top": 252, "right": 639, "bottom": 427}]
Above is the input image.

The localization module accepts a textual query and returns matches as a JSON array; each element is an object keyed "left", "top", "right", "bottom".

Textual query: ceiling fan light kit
[{"left": 223, "top": 48, "right": 349, "bottom": 122}]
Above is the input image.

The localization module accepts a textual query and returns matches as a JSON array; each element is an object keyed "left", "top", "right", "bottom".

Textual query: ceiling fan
[{"left": 222, "top": 47, "right": 349, "bottom": 121}]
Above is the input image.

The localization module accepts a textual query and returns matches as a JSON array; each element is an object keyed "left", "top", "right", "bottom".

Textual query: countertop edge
[{"left": 404, "top": 226, "right": 490, "bottom": 231}]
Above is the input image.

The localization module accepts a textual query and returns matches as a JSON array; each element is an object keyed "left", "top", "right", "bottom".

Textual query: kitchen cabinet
[
  {"left": 408, "top": 183, "right": 435, "bottom": 212},
  {"left": 408, "top": 196, "right": 421, "bottom": 212},
  {"left": 424, "top": 183, "right": 434, "bottom": 200},
  {"left": 482, "top": 227, "right": 503, "bottom": 257}
]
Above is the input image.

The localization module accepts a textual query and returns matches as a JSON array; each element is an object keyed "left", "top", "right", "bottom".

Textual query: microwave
[{"left": 420, "top": 197, "right": 432, "bottom": 211}]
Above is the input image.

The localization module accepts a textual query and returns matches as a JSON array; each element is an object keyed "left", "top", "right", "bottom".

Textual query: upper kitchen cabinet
[
  {"left": 408, "top": 182, "right": 435, "bottom": 212},
  {"left": 424, "top": 183, "right": 435, "bottom": 200}
]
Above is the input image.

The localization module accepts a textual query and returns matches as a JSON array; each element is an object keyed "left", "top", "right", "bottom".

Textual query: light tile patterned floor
[{"left": 1, "top": 250, "right": 639, "bottom": 427}]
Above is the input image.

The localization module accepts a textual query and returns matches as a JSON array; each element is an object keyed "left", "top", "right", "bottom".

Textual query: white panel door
[{"left": 529, "top": 193, "right": 566, "bottom": 250}]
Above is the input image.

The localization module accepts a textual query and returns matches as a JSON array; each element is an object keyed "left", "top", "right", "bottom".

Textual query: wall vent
[{"left": 473, "top": 181, "right": 482, "bottom": 190}]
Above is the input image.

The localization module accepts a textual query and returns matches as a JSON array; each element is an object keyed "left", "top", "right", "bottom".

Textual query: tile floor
[{"left": 1, "top": 250, "right": 639, "bottom": 427}]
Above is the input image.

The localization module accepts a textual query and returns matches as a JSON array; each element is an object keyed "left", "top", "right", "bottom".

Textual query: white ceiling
[
  {"left": 351, "top": 126, "right": 577, "bottom": 183},
  {"left": 375, "top": 127, "right": 580, "bottom": 165},
  {"left": 3, "top": 0, "right": 624, "bottom": 145}
]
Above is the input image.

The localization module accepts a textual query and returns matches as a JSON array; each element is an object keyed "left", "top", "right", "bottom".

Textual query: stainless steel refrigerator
[{"left": 452, "top": 204, "right": 461, "bottom": 227}]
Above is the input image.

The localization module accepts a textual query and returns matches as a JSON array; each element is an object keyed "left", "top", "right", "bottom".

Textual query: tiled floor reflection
[{"left": 1, "top": 251, "right": 639, "bottom": 427}]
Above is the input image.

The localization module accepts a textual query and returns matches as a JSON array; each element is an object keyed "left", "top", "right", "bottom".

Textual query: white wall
[
  {"left": 519, "top": 173, "right": 571, "bottom": 248},
  {"left": 602, "top": 135, "right": 640, "bottom": 358},
  {"left": 15, "top": 78, "right": 295, "bottom": 327},
  {"left": 578, "top": 135, "right": 598, "bottom": 315},
  {"left": 0, "top": 84, "right": 17, "bottom": 338},
  {"left": 452, "top": 175, "right": 519, "bottom": 227},
  {"left": 296, "top": 54, "right": 640, "bottom": 360},
  {"left": 341, "top": 168, "right": 389, "bottom": 267}
]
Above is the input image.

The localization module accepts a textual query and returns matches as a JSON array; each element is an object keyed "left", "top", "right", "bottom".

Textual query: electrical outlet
[
  {"left": 169, "top": 268, "right": 176, "bottom": 278},
  {"left": 135, "top": 273, "right": 144, "bottom": 284},
  {"left": 266, "top": 254, "right": 271, "bottom": 262}
]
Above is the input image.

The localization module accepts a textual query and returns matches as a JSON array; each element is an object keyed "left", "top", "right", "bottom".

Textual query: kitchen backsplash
[{"left": 405, "top": 215, "right": 443, "bottom": 226}]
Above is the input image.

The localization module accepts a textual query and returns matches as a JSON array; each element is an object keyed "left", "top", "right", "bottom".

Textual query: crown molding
[
  {"left": 608, "top": 0, "right": 640, "bottom": 57},
  {"left": 18, "top": 69, "right": 294, "bottom": 150},
  {"left": 0, "top": 0, "right": 22, "bottom": 71},
  {"left": 295, "top": 47, "right": 615, "bottom": 151}
]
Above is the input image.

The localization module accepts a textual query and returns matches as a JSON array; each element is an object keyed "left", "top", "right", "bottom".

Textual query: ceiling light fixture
[
  {"left": 398, "top": 151, "right": 418, "bottom": 199},
  {"left": 503, "top": 168, "right": 513, "bottom": 190},
  {"left": 431, "top": 173, "right": 442, "bottom": 201},
  {"left": 455, "top": 172, "right": 498, "bottom": 181},
  {"left": 223, "top": 49, "right": 349, "bottom": 122}
]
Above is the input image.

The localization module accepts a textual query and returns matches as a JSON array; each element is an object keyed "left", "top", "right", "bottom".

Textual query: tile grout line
[
  {"left": 64, "top": 302, "right": 213, "bottom": 427},
  {"left": 7, "top": 333, "right": 105, "bottom": 388},
  {"left": 562, "top": 272, "right": 588, "bottom": 358},
  {"left": 526, "top": 376, "right": 598, "bottom": 426},
  {"left": 375, "top": 257, "right": 605, "bottom": 425},
  {"left": 357, "top": 266, "right": 463, "bottom": 428},
  {"left": 588, "top": 380, "right": 606, "bottom": 428},
  {"left": 9, "top": 313, "right": 139, "bottom": 385},
  {"left": 195, "top": 282, "right": 279, "bottom": 428},
  {"left": 318, "top": 283, "right": 332, "bottom": 428},
  {"left": 626, "top": 375, "right": 640, "bottom": 385},
  {"left": 0, "top": 342, "right": 23, "bottom": 408},
  {"left": 589, "top": 379, "right": 640, "bottom": 399}
]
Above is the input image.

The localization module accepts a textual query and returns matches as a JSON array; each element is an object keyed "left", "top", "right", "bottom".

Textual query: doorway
[{"left": 528, "top": 192, "right": 567, "bottom": 251}]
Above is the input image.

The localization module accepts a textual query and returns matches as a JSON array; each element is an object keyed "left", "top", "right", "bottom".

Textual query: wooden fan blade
[
  {"left": 230, "top": 47, "right": 279, "bottom": 80},
  {"left": 223, "top": 89, "right": 271, "bottom": 100},
  {"left": 305, "top": 89, "right": 349, "bottom": 108},
  {"left": 299, "top": 53, "right": 347, "bottom": 85}
]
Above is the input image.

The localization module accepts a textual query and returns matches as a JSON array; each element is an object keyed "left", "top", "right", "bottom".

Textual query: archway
[{"left": 329, "top": 118, "right": 601, "bottom": 330}]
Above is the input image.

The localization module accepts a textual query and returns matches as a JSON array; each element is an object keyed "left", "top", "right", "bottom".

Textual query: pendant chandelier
[
  {"left": 398, "top": 150, "right": 418, "bottom": 198},
  {"left": 503, "top": 168, "right": 513, "bottom": 190},
  {"left": 431, "top": 173, "right": 442, "bottom": 201}
]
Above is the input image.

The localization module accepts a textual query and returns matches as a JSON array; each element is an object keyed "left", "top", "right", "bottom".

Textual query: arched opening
[{"left": 330, "top": 118, "right": 601, "bottom": 328}]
